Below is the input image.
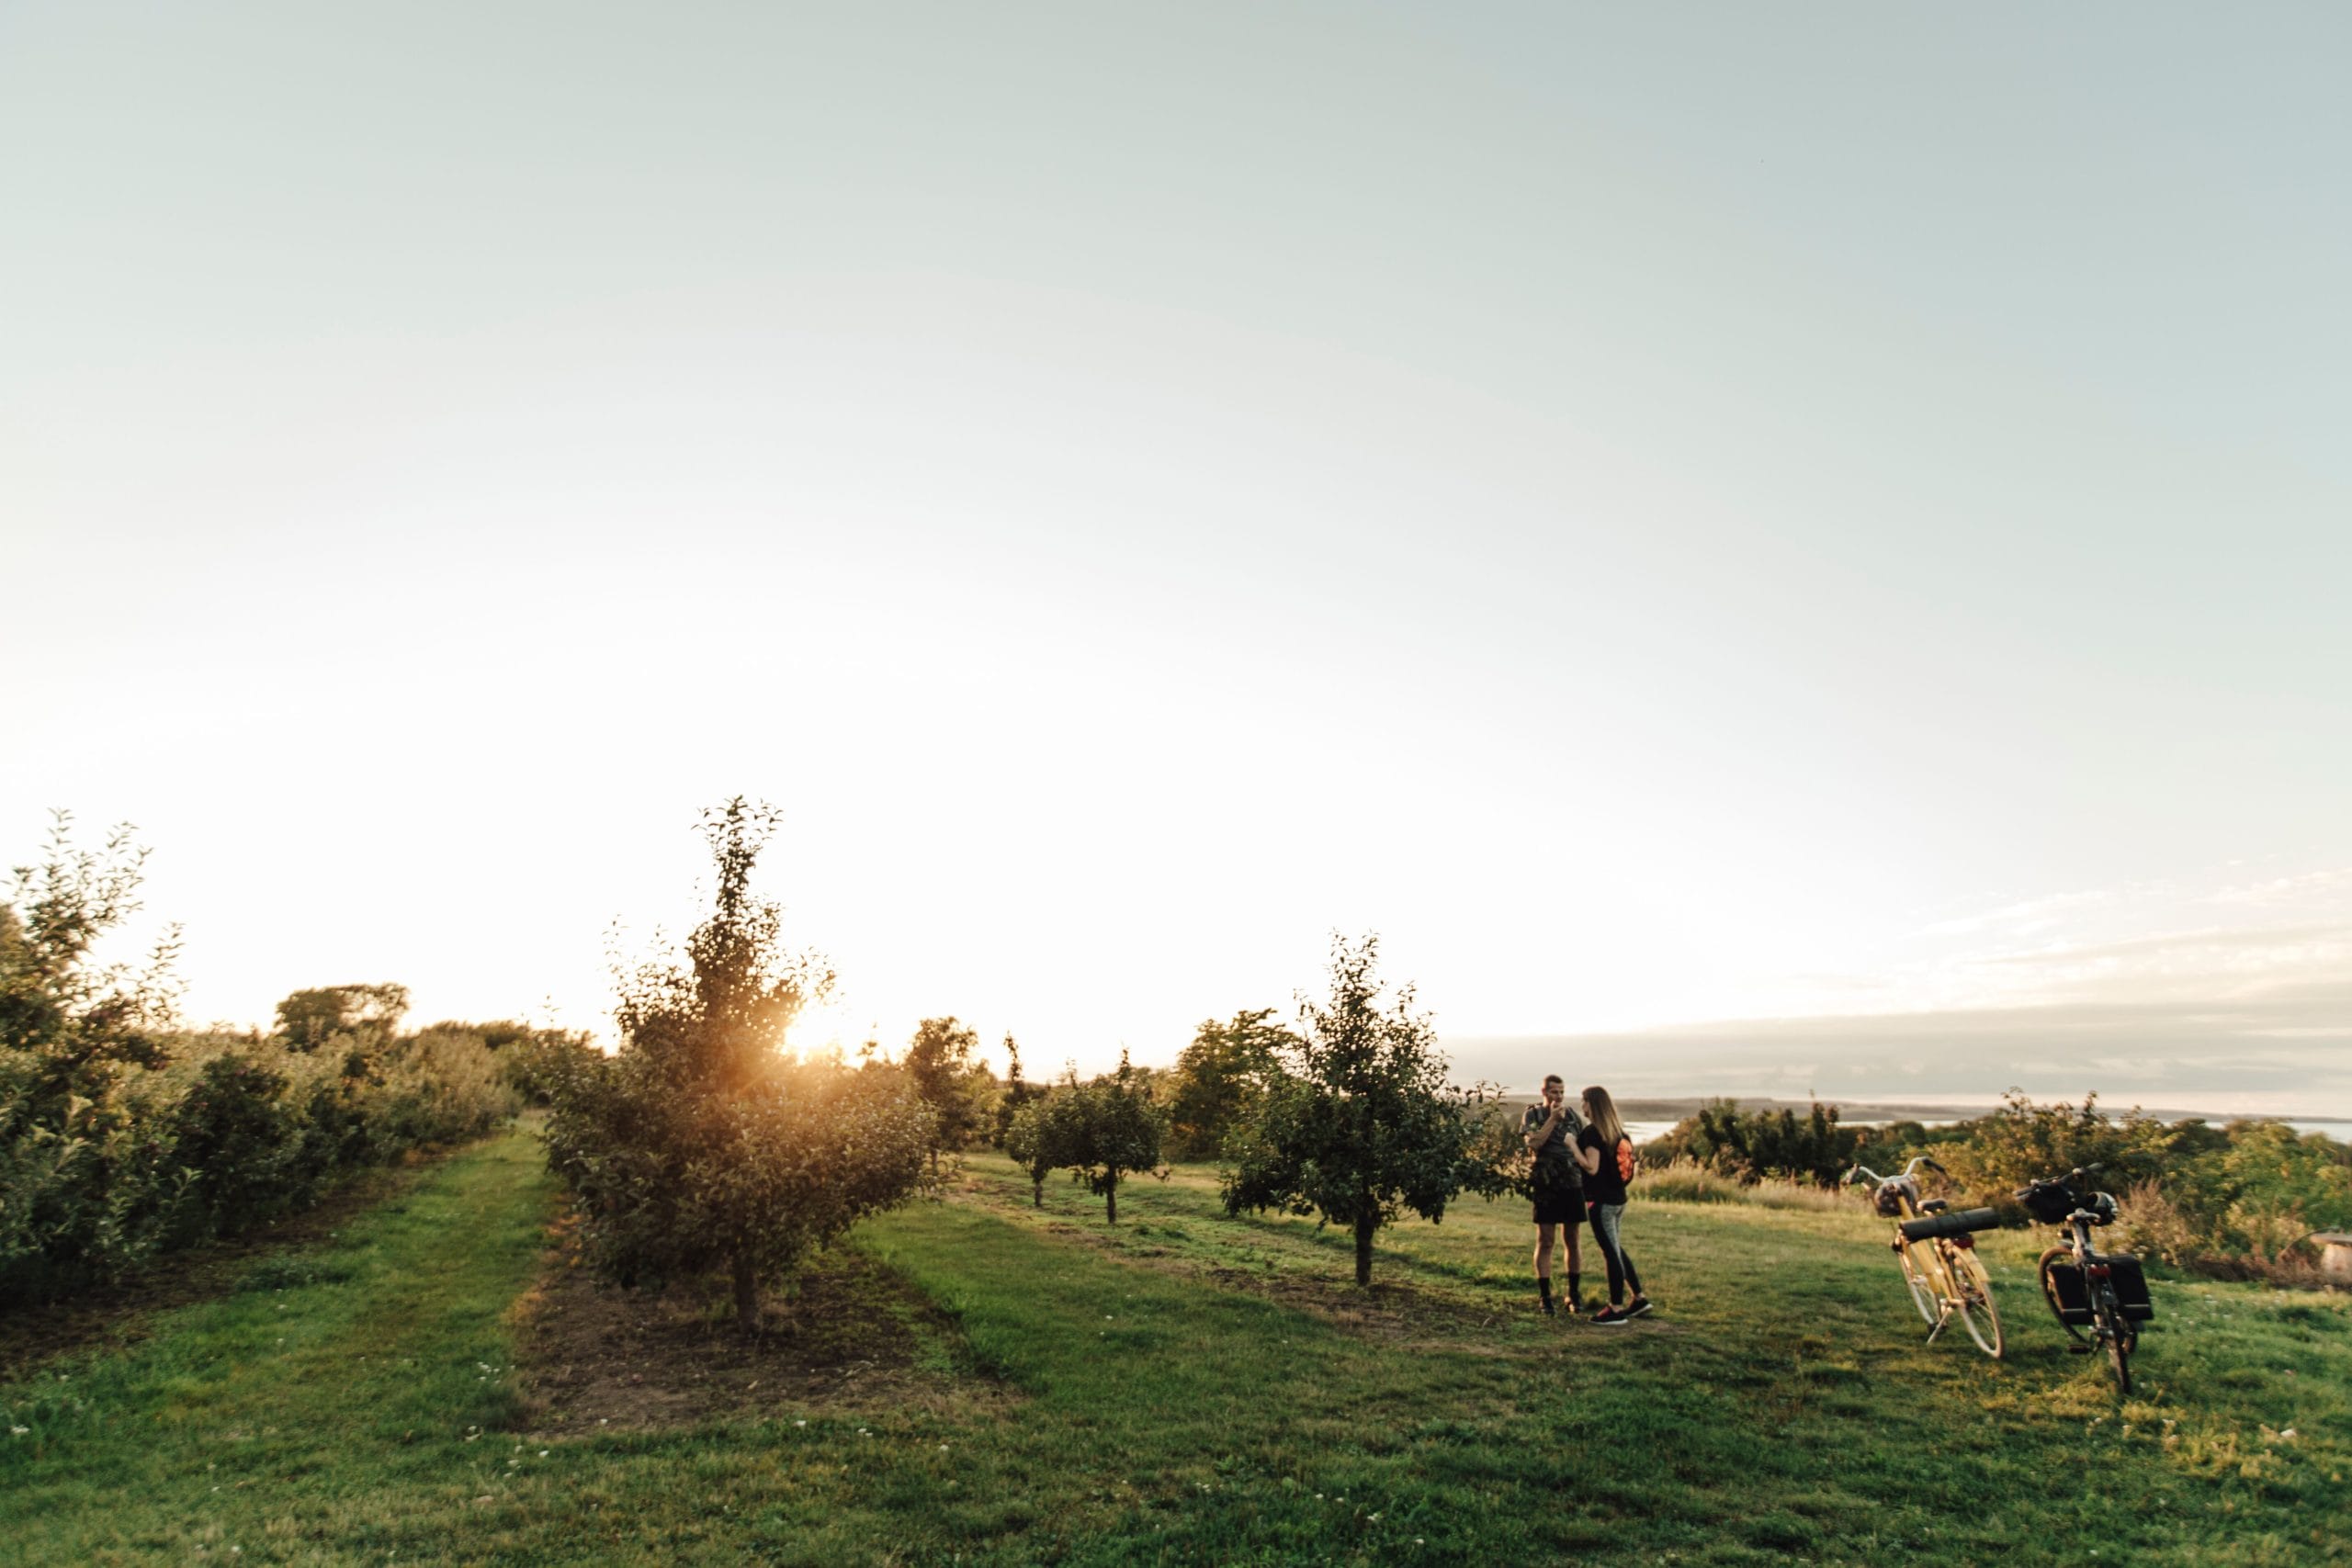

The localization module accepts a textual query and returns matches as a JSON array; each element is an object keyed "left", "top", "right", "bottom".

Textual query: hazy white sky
[{"left": 4, "top": 4, "right": 2346, "bottom": 1111}]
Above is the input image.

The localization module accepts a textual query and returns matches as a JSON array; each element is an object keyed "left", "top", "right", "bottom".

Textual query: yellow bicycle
[{"left": 1846, "top": 1156, "right": 2004, "bottom": 1359}]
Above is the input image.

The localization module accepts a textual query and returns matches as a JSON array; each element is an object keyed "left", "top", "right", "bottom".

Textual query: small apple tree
[
  {"left": 543, "top": 798, "right": 934, "bottom": 1333},
  {"left": 1223, "top": 934, "right": 1511, "bottom": 1286}
]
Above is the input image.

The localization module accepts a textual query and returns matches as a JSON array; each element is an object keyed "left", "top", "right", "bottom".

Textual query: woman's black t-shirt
[{"left": 1579, "top": 1125, "right": 1630, "bottom": 1206}]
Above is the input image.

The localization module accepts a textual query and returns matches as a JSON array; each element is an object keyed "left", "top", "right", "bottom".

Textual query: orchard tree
[
  {"left": 1047, "top": 1052, "right": 1166, "bottom": 1224},
  {"left": 1, "top": 811, "right": 182, "bottom": 1113},
  {"left": 1223, "top": 934, "right": 1511, "bottom": 1286},
  {"left": 543, "top": 798, "right": 933, "bottom": 1333},
  {"left": 1, "top": 813, "right": 185, "bottom": 1293},
  {"left": 1003, "top": 1089, "right": 1059, "bottom": 1207},
  {"left": 904, "top": 1015, "right": 992, "bottom": 1171},
  {"left": 1165, "top": 1007, "right": 1292, "bottom": 1159}
]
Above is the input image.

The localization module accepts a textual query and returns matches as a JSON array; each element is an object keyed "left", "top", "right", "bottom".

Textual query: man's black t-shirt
[{"left": 1579, "top": 1124, "right": 1629, "bottom": 1206}]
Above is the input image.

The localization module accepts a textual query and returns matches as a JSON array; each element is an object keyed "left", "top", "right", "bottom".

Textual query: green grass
[{"left": 5, "top": 1133, "right": 2347, "bottom": 1565}]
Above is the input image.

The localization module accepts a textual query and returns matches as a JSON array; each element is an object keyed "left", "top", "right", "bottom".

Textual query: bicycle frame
[{"left": 1847, "top": 1156, "right": 2003, "bottom": 1358}]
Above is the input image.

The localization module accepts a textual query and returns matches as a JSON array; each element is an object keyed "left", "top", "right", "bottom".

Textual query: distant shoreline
[{"left": 1487, "top": 1093, "right": 2350, "bottom": 1128}]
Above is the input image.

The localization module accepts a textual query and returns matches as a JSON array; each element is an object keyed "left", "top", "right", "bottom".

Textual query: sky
[{"left": 3, "top": 3, "right": 2346, "bottom": 1113}]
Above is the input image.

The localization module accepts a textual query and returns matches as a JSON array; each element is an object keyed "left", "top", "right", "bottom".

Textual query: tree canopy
[
  {"left": 903, "top": 1014, "right": 995, "bottom": 1170},
  {"left": 1164, "top": 1007, "right": 1292, "bottom": 1159}
]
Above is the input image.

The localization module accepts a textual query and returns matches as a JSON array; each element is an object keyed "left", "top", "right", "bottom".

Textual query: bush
[{"left": 1644, "top": 1100, "right": 1861, "bottom": 1186}]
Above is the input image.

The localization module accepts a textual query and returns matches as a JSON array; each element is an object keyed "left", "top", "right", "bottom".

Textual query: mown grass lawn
[{"left": 4, "top": 1127, "right": 2346, "bottom": 1565}]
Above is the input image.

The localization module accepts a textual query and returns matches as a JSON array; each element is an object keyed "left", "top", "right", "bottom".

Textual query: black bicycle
[{"left": 2016, "top": 1164, "right": 2154, "bottom": 1393}]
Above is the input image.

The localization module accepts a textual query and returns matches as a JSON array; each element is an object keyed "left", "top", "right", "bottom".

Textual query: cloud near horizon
[{"left": 1448, "top": 973, "right": 2352, "bottom": 1118}]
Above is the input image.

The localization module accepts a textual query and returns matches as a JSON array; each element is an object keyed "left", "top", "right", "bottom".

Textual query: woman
[{"left": 1573, "top": 1084, "right": 1650, "bottom": 1324}]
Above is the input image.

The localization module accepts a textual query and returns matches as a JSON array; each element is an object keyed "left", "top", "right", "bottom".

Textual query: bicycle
[
  {"left": 1845, "top": 1156, "right": 2004, "bottom": 1358},
  {"left": 2017, "top": 1164, "right": 2154, "bottom": 1394}
]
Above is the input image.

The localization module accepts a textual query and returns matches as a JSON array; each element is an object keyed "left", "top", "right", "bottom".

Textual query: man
[{"left": 1521, "top": 1074, "right": 1587, "bottom": 1315}]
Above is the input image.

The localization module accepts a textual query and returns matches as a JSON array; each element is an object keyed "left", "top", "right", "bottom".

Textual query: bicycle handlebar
[{"left": 1846, "top": 1155, "right": 1945, "bottom": 1189}]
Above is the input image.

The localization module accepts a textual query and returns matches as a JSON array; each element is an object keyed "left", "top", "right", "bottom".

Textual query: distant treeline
[
  {"left": 1641, "top": 1093, "right": 2352, "bottom": 1285},
  {"left": 1, "top": 815, "right": 571, "bottom": 1306}
]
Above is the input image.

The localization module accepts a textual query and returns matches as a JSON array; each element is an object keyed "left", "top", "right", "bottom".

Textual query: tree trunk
[
  {"left": 1104, "top": 1179, "right": 1118, "bottom": 1224},
  {"left": 732, "top": 1251, "right": 760, "bottom": 1334},
  {"left": 1032, "top": 1179, "right": 1043, "bottom": 1208},
  {"left": 1354, "top": 1212, "right": 1375, "bottom": 1287}
]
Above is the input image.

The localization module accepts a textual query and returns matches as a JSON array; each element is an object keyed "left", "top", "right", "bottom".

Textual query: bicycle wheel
[
  {"left": 1951, "top": 1247, "right": 2004, "bottom": 1359},
  {"left": 1897, "top": 1239, "right": 1939, "bottom": 1325},
  {"left": 2106, "top": 1317, "right": 2132, "bottom": 1395},
  {"left": 2038, "top": 1248, "right": 2089, "bottom": 1347}
]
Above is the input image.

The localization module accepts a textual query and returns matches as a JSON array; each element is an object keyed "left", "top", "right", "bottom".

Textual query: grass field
[{"left": 4, "top": 1124, "right": 2346, "bottom": 1565}]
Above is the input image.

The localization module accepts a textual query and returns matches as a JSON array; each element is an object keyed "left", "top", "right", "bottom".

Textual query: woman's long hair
[{"left": 1582, "top": 1085, "right": 1625, "bottom": 1148}]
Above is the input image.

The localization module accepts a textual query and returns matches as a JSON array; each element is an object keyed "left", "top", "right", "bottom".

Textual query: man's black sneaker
[{"left": 1625, "top": 1297, "right": 1653, "bottom": 1319}]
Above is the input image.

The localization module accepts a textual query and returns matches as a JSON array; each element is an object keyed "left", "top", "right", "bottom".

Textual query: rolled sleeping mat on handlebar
[{"left": 1898, "top": 1206, "right": 2000, "bottom": 1243}]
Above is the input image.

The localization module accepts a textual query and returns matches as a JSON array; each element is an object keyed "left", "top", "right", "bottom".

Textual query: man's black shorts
[{"left": 1531, "top": 1167, "right": 1586, "bottom": 1227}]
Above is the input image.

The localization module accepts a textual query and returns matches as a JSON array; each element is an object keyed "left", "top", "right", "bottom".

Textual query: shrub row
[{"left": 0, "top": 1026, "right": 531, "bottom": 1306}]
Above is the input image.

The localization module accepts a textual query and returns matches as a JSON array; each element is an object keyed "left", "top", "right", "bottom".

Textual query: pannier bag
[
  {"left": 1897, "top": 1206, "right": 1999, "bottom": 1244},
  {"left": 2044, "top": 1258, "right": 2095, "bottom": 1325},
  {"left": 2102, "top": 1256, "right": 2156, "bottom": 1322},
  {"left": 1874, "top": 1176, "right": 1919, "bottom": 1218}
]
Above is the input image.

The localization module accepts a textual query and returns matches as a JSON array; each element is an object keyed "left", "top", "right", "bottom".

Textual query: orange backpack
[{"left": 1615, "top": 1135, "right": 1636, "bottom": 1186}]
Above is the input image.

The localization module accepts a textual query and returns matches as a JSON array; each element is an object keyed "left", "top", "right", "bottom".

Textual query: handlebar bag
[
  {"left": 2020, "top": 1182, "right": 2080, "bottom": 1224},
  {"left": 1898, "top": 1206, "right": 1999, "bottom": 1243}
]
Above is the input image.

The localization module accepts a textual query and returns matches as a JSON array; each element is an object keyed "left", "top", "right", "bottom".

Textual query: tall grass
[{"left": 1639, "top": 1156, "right": 1849, "bottom": 1212}]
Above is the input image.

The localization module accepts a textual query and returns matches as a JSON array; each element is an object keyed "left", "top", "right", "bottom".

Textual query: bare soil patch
[
  {"left": 507, "top": 1220, "right": 1014, "bottom": 1437},
  {"left": 0, "top": 1149, "right": 455, "bottom": 1384}
]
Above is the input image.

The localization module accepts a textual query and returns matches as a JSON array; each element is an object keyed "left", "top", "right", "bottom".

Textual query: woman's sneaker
[
  {"left": 1625, "top": 1297, "right": 1653, "bottom": 1318},
  {"left": 1591, "top": 1304, "right": 1631, "bottom": 1325}
]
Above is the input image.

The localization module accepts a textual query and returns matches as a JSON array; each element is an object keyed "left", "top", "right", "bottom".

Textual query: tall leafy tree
[
  {"left": 1223, "top": 934, "right": 1510, "bottom": 1285},
  {"left": 904, "top": 1015, "right": 991, "bottom": 1171},
  {"left": 272, "top": 984, "right": 410, "bottom": 1052},
  {"left": 994, "top": 1032, "right": 1042, "bottom": 1148},
  {"left": 1, "top": 812, "right": 181, "bottom": 1109},
  {"left": 543, "top": 798, "right": 933, "bottom": 1332},
  {"left": 1165, "top": 1007, "right": 1292, "bottom": 1159}
]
